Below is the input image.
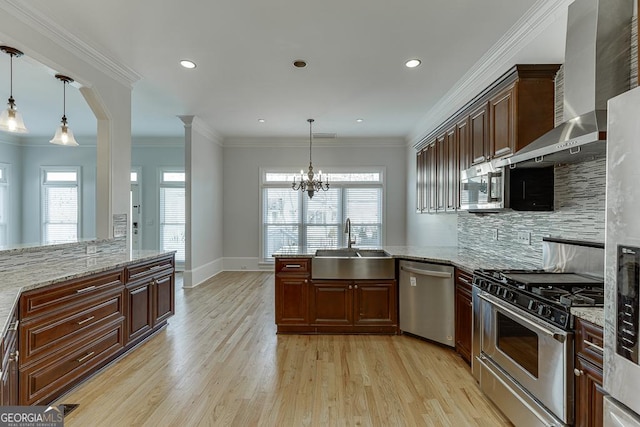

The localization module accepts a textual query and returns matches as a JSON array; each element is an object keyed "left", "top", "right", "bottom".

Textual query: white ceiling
[{"left": 0, "top": 0, "right": 569, "bottom": 141}]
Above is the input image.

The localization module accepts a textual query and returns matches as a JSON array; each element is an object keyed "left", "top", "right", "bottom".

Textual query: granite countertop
[
  {"left": 0, "top": 250, "right": 174, "bottom": 338},
  {"left": 571, "top": 307, "right": 604, "bottom": 328},
  {"left": 274, "top": 245, "right": 536, "bottom": 272}
]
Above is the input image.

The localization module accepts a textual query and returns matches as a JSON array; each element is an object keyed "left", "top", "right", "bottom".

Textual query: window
[
  {"left": 41, "top": 167, "right": 80, "bottom": 244},
  {"left": 160, "top": 170, "right": 185, "bottom": 263},
  {"left": 0, "top": 164, "right": 7, "bottom": 246},
  {"left": 262, "top": 170, "right": 384, "bottom": 259}
]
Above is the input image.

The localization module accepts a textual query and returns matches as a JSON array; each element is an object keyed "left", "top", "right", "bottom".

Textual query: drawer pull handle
[
  {"left": 285, "top": 264, "right": 301, "bottom": 268},
  {"left": 149, "top": 265, "right": 168, "bottom": 271},
  {"left": 584, "top": 340, "right": 604, "bottom": 354},
  {"left": 76, "top": 285, "right": 96, "bottom": 293},
  {"left": 77, "top": 316, "right": 95, "bottom": 325},
  {"left": 9, "top": 320, "right": 19, "bottom": 331},
  {"left": 458, "top": 277, "right": 471, "bottom": 285},
  {"left": 77, "top": 352, "right": 95, "bottom": 363}
]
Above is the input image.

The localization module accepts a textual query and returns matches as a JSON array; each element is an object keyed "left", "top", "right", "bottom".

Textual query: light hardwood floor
[{"left": 57, "top": 271, "right": 511, "bottom": 426}]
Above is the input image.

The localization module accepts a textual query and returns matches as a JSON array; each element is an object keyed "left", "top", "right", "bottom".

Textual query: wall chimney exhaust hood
[{"left": 498, "top": 0, "right": 632, "bottom": 168}]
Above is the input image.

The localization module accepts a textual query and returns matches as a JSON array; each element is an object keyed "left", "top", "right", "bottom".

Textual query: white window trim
[
  {"left": 259, "top": 167, "right": 386, "bottom": 263},
  {"left": 40, "top": 166, "right": 82, "bottom": 245},
  {"left": 0, "top": 163, "right": 9, "bottom": 247},
  {"left": 158, "top": 167, "right": 185, "bottom": 265}
]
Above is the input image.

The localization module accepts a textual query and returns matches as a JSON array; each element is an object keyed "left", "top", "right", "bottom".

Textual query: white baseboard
[
  {"left": 182, "top": 258, "right": 223, "bottom": 288},
  {"left": 223, "top": 257, "right": 272, "bottom": 272}
]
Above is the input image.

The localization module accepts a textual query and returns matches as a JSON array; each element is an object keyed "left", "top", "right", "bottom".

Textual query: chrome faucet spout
[{"left": 344, "top": 218, "right": 356, "bottom": 248}]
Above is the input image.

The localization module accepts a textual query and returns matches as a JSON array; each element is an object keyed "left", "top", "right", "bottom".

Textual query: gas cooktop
[{"left": 472, "top": 269, "right": 604, "bottom": 329}]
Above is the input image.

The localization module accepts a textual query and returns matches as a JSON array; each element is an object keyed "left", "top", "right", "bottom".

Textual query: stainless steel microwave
[
  {"left": 460, "top": 162, "right": 555, "bottom": 212},
  {"left": 460, "top": 162, "right": 505, "bottom": 211}
]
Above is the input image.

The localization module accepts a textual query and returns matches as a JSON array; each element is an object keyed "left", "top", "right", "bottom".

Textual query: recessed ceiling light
[
  {"left": 293, "top": 60, "right": 307, "bottom": 68},
  {"left": 405, "top": 59, "right": 421, "bottom": 68},
  {"left": 258, "top": 119, "right": 265, "bottom": 123},
  {"left": 180, "top": 60, "right": 197, "bottom": 69},
  {"left": 356, "top": 118, "right": 364, "bottom": 123}
]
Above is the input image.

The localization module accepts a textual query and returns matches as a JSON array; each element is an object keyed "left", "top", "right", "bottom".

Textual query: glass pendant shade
[
  {"left": 50, "top": 121, "right": 79, "bottom": 146},
  {"left": 0, "top": 102, "right": 28, "bottom": 133}
]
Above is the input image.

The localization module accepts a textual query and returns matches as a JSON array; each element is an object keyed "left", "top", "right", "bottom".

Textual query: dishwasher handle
[{"left": 400, "top": 265, "right": 452, "bottom": 279}]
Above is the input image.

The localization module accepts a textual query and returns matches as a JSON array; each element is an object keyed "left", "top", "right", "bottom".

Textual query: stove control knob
[
  {"left": 504, "top": 290, "right": 514, "bottom": 301},
  {"left": 538, "top": 305, "right": 551, "bottom": 318},
  {"left": 528, "top": 300, "right": 538, "bottom": 311}
]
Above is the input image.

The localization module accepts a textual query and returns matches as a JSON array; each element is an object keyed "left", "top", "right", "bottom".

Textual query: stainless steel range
[{"left": 472, "top": 238, "right": 604, "bottom": 427}]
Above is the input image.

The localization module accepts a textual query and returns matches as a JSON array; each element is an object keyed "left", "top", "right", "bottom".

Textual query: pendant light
[
  {"left": 0, "top": 46, "right": 29, "bottom": 133},
  {"left": 292, "top": 118, "right": 329, "bottom": 199},
  {"left": 50, "top": 74, "right": 79, "bottom": 146}
]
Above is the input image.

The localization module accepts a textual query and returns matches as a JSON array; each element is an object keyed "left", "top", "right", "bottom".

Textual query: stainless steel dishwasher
[{"left": 399, "top": 260, "right": 455, "bottom": 347}]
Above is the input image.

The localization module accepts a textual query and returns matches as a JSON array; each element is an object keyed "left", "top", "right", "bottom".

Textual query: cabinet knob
[
  {"left": 349, "top": 285, "right": 353, "bottom": 290},
  {"left": 354, "top": 285, "right": 358, "bottom": 289},
  {"left": 574, "top": 368, "right": 584, "bottom": 377},
  {"left": 304, "top": 279, "right": 308, "bottom": 283},
  {"left": 9, "top": 351, "right": 18, "bottom": 363}
]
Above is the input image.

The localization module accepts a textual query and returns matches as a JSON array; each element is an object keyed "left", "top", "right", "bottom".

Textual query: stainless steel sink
[{"left": 312, "top": 248, "right": 394, "bottom": 279}]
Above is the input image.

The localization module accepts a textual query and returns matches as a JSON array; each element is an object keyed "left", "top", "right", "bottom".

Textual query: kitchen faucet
[{"left": 344, "top": 218, "right": 356, "bottom": 248}]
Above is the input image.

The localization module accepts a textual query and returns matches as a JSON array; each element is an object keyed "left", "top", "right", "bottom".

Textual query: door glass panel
[{"left": 497, "top": 312, "right": 539, "bottom": 377}]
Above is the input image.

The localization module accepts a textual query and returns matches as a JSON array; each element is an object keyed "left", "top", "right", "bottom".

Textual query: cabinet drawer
[
  {"left": 276, "top": 258, "right": 311, "bottom": 274},
  {"left": 455, "top": 268, "right": 473, "bottom": 293},
  {"left": 20, "top": 319, "right": 125, "bottom": 406},
  {"left": 20, "top": 289, "right": 125, "bottom": 366},
  {"left": 126, "top": 256, "right": 175, "bottom": 282},
  {"left": 575, "top": 317, "right": 604, "bottom": 367},
  {"left": 21, "top": 269, "right": 124, "bottom": 319}
]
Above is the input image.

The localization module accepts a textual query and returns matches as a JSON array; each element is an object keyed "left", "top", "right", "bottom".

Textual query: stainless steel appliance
[
  {"left": 472, "top": 239, "right": 605, "bottom": 426},
  {"left": 603, "top": 86, "right": 640, "bottom": 424},
  {"left": 460, "top": 162, "right": 504, "bottom": 211},
  {"left": 399, "top": 261, "right": 455, "bottom": 347}
]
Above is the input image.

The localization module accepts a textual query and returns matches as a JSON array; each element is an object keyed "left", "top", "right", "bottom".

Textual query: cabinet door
[
  {"left": 426, "top": 142, "right": 438, "bottom": 212},
  {"left": 1, "top": 317, "right": 18, "bottom": 406},
  {"left": 455, "top": 285, "right": 472, "bottom": 364},
  {"left": 490, "top": 84, "right": 517, "bottom": 158},
  {"left": 575, "top": 357, "right": 604, "bottom": 427},
  {"left": 470, "top": 103, "right": 489, "bottom": 164},
  {"left": 353, "top": 281, "right": 396, "bottom": 326},
  {"left": 153, "top": 274, "right": 175, "bottom": 326},
  {"left": 416, "top": 150, "right": 423, "bottom": 212},
  {"left": 310, "top": 281, "right": 352, "bottom": 326},
  {"left": 445, "top": 127, "right": 458, "bottom": 211},
  {"left": 457, "top": 117, "right": 471, "bottom": 172},
  {"left": 126, "top": 281, "right": 153, "bottom": 343},
  {"left": 275, "top": 275, "right": 309, "bottom": 325},
  {"left": 436, "top": 134, "right": 447, "bottom": 211}
]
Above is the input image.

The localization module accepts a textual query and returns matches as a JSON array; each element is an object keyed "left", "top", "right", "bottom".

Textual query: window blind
[
  {"left": 43, "top": 186, "right": 78, "bottom": 244},
  {"left": 263, "top": 188, "right": 299, "bottom": 258}
]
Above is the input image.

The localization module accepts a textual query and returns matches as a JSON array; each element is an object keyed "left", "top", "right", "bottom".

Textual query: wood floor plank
[{"left": 56, "top": 271, "right": 511, "bottom": 426}]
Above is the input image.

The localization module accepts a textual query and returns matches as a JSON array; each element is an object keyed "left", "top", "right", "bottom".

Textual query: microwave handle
[{"left": 487, "top": 172, "right": 500, "bottom": 202}]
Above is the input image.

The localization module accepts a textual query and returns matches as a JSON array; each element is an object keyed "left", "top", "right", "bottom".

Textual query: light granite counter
[
  {"left": 0, "top": 250, "right": 175, "bottom": 339},
  {"left": 571, "top": 307, "right": 604, "bottom": 328},
  {"left": 274, "top": 245, "right": 537, "bottom": 272}
]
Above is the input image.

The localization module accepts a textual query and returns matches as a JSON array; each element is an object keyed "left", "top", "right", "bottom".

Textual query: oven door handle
[{"left": 479, "top": 293, "right": 567, "bottom": 343}]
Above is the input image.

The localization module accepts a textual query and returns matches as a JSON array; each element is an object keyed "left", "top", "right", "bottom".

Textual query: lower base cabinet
[
  {"left": 574, "top": 318, "right": 604, "bottom": 427},
  {"left": 11, "top": 254, "right": 175, "bottom": 406},
  {"left": 454, "top": 269, "right": 473, "bottom": 364}
]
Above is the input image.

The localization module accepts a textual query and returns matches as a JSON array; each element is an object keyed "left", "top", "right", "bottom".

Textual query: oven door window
[{"left": 496, "top": 312, "right": 539, "bottom": 377}]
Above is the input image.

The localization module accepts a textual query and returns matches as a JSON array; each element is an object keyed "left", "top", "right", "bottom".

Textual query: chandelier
[{"left": 292, "top": 118, "right": 329, "bottom": 198}]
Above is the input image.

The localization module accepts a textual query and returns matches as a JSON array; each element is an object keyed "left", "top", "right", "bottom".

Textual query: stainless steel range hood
[{"left": 498, "top": 0, "right": 632, "bottom": 168}]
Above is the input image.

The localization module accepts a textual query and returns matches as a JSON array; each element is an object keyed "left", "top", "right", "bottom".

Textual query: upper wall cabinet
[{"left": 415, "top": 64, "right": 560, "bottom": 213}]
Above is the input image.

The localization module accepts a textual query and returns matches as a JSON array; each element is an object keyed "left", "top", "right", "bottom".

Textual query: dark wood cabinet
[
  {"left": 415, "top": 64, "right": 560, "bottom": 214},
  {"left": 470, "top": 102, "right": 490, "bottom": 165},
  {"left": 1, "top": 306, "right": 19, "bottom": 406},
  {"left": 490, "top": 83, "right": 516, "bottom": 158},
  {"left": 275, "top": 258, "right": 398, "bottom": 335},
  {"left": 454, "top": 269, "right": 473, "bottom": 364},
  {"left": 14, "top": 253, "right": 174, "bottom": 406},
  {"left": 275, "top": 258, "right": 311, "bottom": 332},
  {"left": 125, "top": 255, "right": 176, "bottom": 347},
  {"left": 310, "top": 279, "right": 397, "bottom": 333},
  {"left": 574, "top": 318, "right": 604, "bottom": 427}
]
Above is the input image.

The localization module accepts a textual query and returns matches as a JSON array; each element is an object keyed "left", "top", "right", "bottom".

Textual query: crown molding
[
  {"left": 408, "top": 0, "right": 571, "bottom": 147},
  {"left": 223, "top": 136, "right": 406, "bottom": 149},
  {"left": 1, "top": 0, "right": 141, "bottom": 87},
  {"left": 192, "top": 117, "right": 223, "bottom": 146}
]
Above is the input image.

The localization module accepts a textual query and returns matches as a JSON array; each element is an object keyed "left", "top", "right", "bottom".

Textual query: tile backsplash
[{"left": 458, "top": 158, "right": 606, "bottom": 268}]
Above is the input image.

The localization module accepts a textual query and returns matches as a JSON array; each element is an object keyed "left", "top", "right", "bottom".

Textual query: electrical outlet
[
  {"left": 86, "top": 245, "right": 97, "bottom": 255},
  {"left": 492, "top": 229, "right": 499, "bottom": 241},
  {"left": 516, "top": 231, "right": 531, "bottom": 245}
]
